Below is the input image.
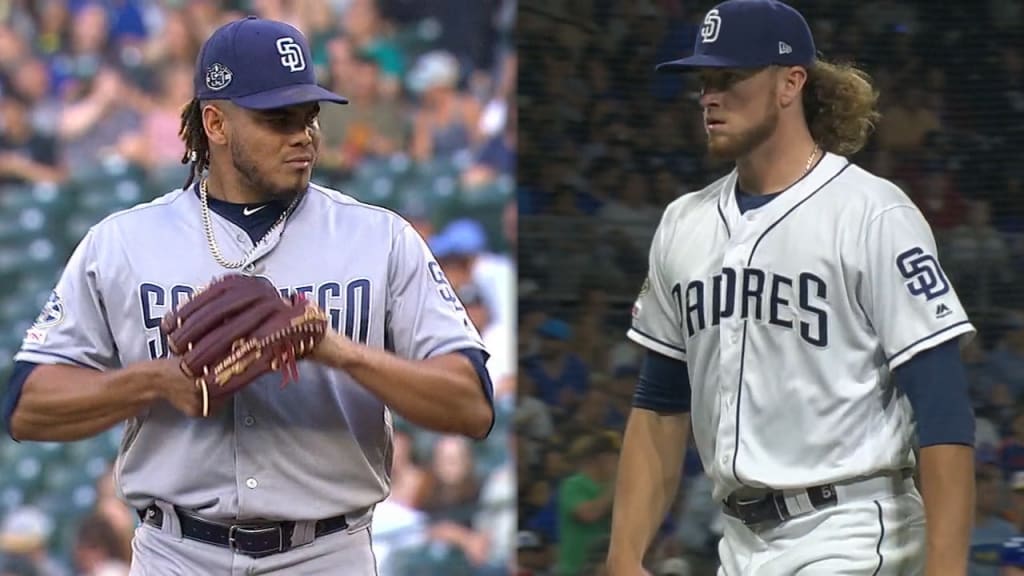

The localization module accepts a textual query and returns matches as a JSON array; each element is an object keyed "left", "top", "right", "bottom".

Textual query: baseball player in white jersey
[
  {"left": 606, "top": 2, "right": 976, "bottom": 575},
  {"left": 1, "top": 17, "right": 494, "bottom": 575}
]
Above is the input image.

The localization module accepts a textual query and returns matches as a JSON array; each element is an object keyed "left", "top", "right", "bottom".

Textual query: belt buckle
[{"left": 227, "top": 525, "right": 284, "bottom": 557}]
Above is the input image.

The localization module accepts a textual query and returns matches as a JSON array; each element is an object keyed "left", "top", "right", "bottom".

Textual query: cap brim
[
  {"left": 231, "top": 84, "right": 349, "bottom": 110},
  {"left": 655, "top": 54, "right": 757, "bottom": 73}
]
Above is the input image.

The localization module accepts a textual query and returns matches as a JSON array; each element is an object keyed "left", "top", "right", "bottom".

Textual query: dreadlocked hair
[{"left": 179, "top": 98, "right": 209, "bottom": 190}]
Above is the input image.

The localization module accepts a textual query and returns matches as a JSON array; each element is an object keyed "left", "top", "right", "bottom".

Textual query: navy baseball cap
[
  {"left": 194, "top": 16, "right": 347, "bottom": 109},
  {"left": 656, "top": 0, "right": 816, "bottom": 73}
]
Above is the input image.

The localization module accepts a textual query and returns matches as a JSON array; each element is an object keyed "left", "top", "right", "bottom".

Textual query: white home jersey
[{"left": 628, "top": 153, "right": 975, "bottom": 502}]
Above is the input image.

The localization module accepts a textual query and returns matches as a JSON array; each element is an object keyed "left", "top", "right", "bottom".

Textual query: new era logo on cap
[
  {"left": 194, "top": 16, "right": 346, "bottom": 110},
  {"left": 656, "top": 0, "right": 816, "bottom": 73}
]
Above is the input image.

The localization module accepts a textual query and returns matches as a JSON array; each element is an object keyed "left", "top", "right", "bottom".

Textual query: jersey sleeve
[
  {"left": 14, "top": 228, "right": 120, "bottom": 370},
  {"left": 386, "top": 222, "right": 487, "bottom": 361},
  {"left": 626, "top": 212, "right": 687, "bottom": 361},
  {"left": 859, "top": 204, "right": 976, "bottom": 370}
]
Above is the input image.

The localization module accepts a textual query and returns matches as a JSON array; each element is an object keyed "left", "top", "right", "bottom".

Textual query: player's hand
[{"left": 151, "top": 359, "right": 226, "bottom": 418}]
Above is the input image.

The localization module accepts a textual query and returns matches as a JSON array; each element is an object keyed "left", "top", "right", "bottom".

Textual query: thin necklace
[
  {"left": 199, "top": 178, "right": 299, "bottom": 270},
  {"left": 805, "top": 143, "right": 820, "bottom": 174}
]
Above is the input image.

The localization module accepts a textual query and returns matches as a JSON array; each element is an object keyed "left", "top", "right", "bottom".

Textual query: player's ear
[
  {"left": 202, "top": 102, "right": 229, "bottom": 146},
  {"left": 777, "top": 66, "right": 807, "bottom": 108}
]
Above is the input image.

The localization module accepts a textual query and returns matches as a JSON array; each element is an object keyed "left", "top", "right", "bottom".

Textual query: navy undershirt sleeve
[
  {"left": 456, "top": 347, "right": 495, "bottom": 437},
  {"left": 2, "top": 361, "right": 39, "bottom": 441},
  {"left": 894, "top": 339, "right": 974, "bottom": 447},
  {"left": 633, "top": 350, "right": 691, "bottom": 413}
]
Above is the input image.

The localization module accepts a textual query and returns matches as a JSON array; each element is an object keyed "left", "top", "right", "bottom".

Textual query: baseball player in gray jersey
[
  {"left": 2, "top": 16, "right": 494, "bottom": 575},
  {"left": 607, "top": 1, "right": 975, "bottom": 575}
]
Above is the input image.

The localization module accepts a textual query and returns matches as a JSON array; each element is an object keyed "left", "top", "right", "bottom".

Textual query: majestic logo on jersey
[
  {"left": 936, "top": 303, "right": 953, "bottom": 319},
  {"left": 138, "top": 280, "right": 373, "bottom": 360},
  {"left": 677, "top": 267, "right": 829, "bottom": 347},
  {"left": 700, "top": 9, "right": 722, "bottom": 43},
  {"left": 276, "top": 37, "right": 306, "bottom": 72},
  {"left": 896, "top": 247, "right": 949, "bottom": 301},
  {"left": 205, "top": 63, "right": 232, "bottom": 91}
]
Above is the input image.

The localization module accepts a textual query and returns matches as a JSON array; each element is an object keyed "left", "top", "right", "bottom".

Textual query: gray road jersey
[{"left": 14, "top": 183, "right": 487, "bottom": 521}]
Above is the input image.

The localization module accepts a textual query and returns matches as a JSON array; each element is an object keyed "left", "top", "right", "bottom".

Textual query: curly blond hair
[{"left": 802, "top": 59, "right": 882, "bottom": 156}]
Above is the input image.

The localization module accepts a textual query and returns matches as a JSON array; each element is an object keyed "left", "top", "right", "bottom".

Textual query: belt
[
  {"left": 137, "top": 505, "right": 350, "bottom": 558},
  {"left": 722, "top": 472, "right": 913, "bottom": 527}
]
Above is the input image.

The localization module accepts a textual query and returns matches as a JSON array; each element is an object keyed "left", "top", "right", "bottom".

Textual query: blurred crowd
[
  {"left": 516, "top": 1, "right": 1024, "bottom": 575},
  {"left": 0, "top": 0, "right": 515, "bottom": 575}
]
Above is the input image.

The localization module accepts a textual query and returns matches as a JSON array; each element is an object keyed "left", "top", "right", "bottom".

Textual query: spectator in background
[
  {"left": 1011, "top": 471, "right": 1024, "bottom": 533},
  {"left": 72, "top": 513, "right": 129, "bottom": 576},
  {"left": 1001, "top": 409, "right": 1024, "bottom": 476},
  {"left": 971, "top": 462, "right": 1018, "bottom": 576},
  {"left": 0, "top": 94, "right": 64, "bottom": 186},
  {"left": 989, "top": 312, "right": 1024, "bottom": 404},
  {"left": 522, "top": 318, "right": 590, "bottom": 412},
  {"left": 909, "top": 161, "right": 969, "bottom": 231},
  {"left": 556, "top": 433, "right": 620, "bottom": 576},
  {"left": 516, "top": 530, "right": 554, "bottom": 576},
  {"left": 0, "top": 506, "right": 67, "bottom": 576},
  {"left": 8, "top": 58, "right": 61, "bottom": 137},
  {"left": 944, "top": 200, "right": 1013, "bottom": 308},
  {"left": 408, "top": 50, "right": 483, "bottom": 164},
  {"left": 56, "top": 67, "right": 139, "bottom": 175},
  {"left": 341, "top": 0, "right": 404, "bottom": 97},
  {"left": 138, "top": 9, "right": 200, "bottom": 70},
  {"left": 91, "top": 468, "right": 133, "bottom": 564},
  {"left": 0, "top": 555, "right": 38, "bottom": 576},
  {"left": 372, "top": 428, "right": 430, "bottom": 575},
  {"left": 430, "top": 218, "right": 514, "bottom": 326},
  {"left": 876, "top": 85, "right": 941, "bottom": 154},
  {"left": 422, "top": 436, "right": 490, "bottom": 569},
  {"left": 114, "top": 63, "right": 191, "bottom": 173},
  {"left": 598, "top": 172, "right": 662, "bottom": 257},
  {"left": 318, "top": 49, "right": 406, "bottom": 177}
]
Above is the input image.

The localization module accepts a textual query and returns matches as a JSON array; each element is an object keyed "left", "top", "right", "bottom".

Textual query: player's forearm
[
  {"left": 918, "top": 444, "right": 975, "bottom": 576},
  {"left": 314, "top": 332, "right": 492, "bottom": 439},
  {"left": 11, "top": 361, "right": 170, "bottom": 442},
  {"left": 607, "top": 408, "right": 689, "bottom": 571}
]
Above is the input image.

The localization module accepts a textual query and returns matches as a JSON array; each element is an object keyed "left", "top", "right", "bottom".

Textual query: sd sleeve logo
[{"left": 896, "top": 247, "right": 949, "bottom": 301}]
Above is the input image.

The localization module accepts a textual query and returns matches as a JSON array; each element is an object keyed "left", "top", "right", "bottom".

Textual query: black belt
[
  {"left": 723, "top": 483, "right": 838, "bottom": 526},
  {"left": 137, "top": 505, "right": 349, "bottom": 558}
]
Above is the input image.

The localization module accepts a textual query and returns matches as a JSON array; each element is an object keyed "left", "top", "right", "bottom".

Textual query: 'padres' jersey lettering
[
  {"left": 15, "top": 184, "right": 485, "bottom": 521},
  {"left": 628, "top": 154, "right": 975, "bottom": 502},
  {"left": 680, "top": 268, "right": 828, "bottom": 347}
]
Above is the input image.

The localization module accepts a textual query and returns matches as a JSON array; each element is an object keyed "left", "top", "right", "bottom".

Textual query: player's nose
[{"left": 699, "top": 89, "right": 722, "bottom": 109}]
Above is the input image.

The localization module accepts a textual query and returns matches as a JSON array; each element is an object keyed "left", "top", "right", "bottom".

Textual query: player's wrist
[
  {"left": 144, "top": 358, "right": 189, "bottom": 401},
  {"left": 310, "top": 330, "right": 363, "bottom": 370}
]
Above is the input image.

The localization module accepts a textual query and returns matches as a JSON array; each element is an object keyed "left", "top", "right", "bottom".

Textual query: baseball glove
[{"left": 159, "top": 274, "right": 329, "bottom": 417}]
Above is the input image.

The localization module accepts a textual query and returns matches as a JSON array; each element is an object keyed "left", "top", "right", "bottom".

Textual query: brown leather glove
[{"left": 160, "top": 274, "right": 329, "bottom": 416}]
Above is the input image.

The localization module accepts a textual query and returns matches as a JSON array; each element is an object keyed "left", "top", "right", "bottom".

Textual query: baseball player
[
  {"left": 1, "top": 16, "right": 494, "bottom": 575},
  {"left": 605, "top": 1, "right": 976, "bottom": 575}
]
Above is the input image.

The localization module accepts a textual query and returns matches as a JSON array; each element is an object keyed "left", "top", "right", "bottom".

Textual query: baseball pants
[
  {"left": 128, "top": 501, "right": 380, "bottom": 575},
  {"left": 718, "top": 476, "right": 925, "bottom": 575}
]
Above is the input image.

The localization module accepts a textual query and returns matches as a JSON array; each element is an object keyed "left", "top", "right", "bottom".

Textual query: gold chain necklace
[
  {"left": 805, "top": 144, "right": 820, "bottom": 174},
  {"left": 199, "top": 178, "right": 299, "bottom": 270}
]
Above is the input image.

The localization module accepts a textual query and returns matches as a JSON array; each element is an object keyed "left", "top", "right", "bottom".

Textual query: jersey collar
[{"left": 718, "top": 152, "right": 851, "bottom": 236}]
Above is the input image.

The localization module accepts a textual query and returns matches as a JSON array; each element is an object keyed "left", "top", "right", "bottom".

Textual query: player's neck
[
  {"left": 735, "top": 131, "right": 819, "bottom": 196},
  {"left": 204, "top": 166, "right": 270, "bottom": 204}
]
